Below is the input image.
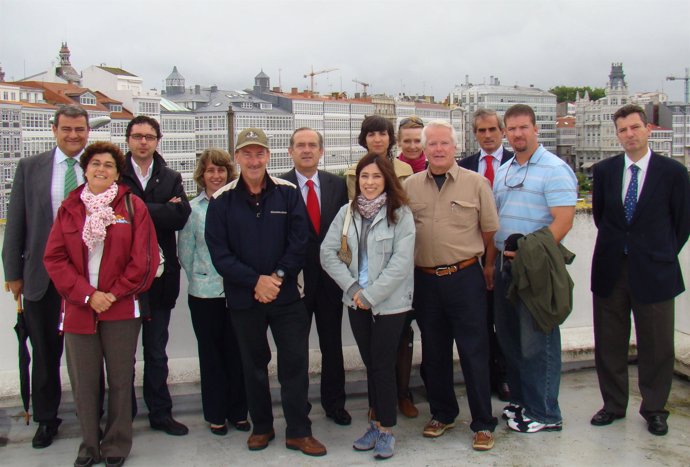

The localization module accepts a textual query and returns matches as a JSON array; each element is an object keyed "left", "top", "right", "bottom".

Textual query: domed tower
[
  {"left": 165, "top": 66, "right": 186, "bottom": 95},
  {"left": 254, "top": 69, "right": 270, "bottom": 93},
  {"left": 55, "top": 42, "right": 81, "bottom": 85}
]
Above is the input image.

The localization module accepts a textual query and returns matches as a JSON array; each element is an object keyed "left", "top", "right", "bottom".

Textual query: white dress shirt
[
  {"left": 622, "top": 149, "right": 651, "bottom": 202},
  {"left": 478, "top": 146, "right": 504, "bottom": 177},
  {"left": 51, "top": 146, "right": 85, "bottom": 219},
  {"left": 295, "top": 169, "right": 321, "bottom": 208}
]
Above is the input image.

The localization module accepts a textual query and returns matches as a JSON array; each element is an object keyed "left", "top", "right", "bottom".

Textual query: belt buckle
[{"left": 435, "top": 266, "right": 449, "bottom": 277}]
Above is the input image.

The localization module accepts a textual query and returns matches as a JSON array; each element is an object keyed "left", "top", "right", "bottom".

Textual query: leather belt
[{"left": 417, "top": 257, "right": 478, "bottom": 277}]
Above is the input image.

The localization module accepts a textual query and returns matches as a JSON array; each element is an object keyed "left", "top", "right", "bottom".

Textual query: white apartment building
[
  {"left": 449, "top": 76, "right": 556, "bottom": 157},
  {"left": 574, "top": 63, "right": 631, "bottom": 170},
  {"left": 648, "top": 124, "right": 673, "bottom": 158}
]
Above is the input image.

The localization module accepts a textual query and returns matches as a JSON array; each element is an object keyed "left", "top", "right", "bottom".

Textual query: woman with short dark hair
[{"left": 44, "top": 142, "right": 159, "bottom": 467}]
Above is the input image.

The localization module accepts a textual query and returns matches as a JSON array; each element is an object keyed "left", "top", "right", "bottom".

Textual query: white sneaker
[
  {"left": 502, "top": 404, "right": 522, "bottom": 420},
  {"left": 508, "top": 415, "right": 562, "bottom": 433}
]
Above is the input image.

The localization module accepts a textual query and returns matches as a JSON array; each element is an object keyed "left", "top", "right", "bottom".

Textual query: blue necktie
[{"left": 624, "top": 165, "right": 639, "bottom": 224}]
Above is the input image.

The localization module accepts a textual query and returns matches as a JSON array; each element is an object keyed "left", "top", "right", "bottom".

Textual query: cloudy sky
[{"left": 1, "top": 0, "right": 688, "bottom": 101}]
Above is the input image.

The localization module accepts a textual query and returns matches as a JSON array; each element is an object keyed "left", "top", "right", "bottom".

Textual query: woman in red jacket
[{"left": 44, "top": 142, "right": 159, "bottom": 467}]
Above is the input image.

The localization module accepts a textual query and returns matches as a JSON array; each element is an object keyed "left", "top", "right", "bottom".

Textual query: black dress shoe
[
  {"left": 74, "top": 456, "right": 99, "bottom": 467},
  {"left": 32, "top": 418, "right": 62, "bottom": 448},
  {"left": 590, "top": 409, "right": 625, "bottom": 426},
  {"left": 497, "top": 382, "right": 511, "bottom": 403},
  {"left": 105, "top": 457, "right": 126, "bottom": 467},
  {"left": 326, "top": 408, "right": 352, "bottom": 426},
  {"left": 210, "top": 424, "right": 228, "bottom": 436},
  {"left": 233, "top": 420, "right": 251, "bottom": 432},
  {"left": 647, "top": 415, "right": 668, "bottom": 436},
  {"left": 150, "top": 416, "right": 189, "bottom": 436}
]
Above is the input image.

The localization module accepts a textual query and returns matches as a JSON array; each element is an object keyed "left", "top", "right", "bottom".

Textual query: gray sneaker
[
  {"left": 353, "top": 422, "right": 379, "bottom": 451},
  {"left": 374, "top": 431, "right": 395, "bottom": 459}
]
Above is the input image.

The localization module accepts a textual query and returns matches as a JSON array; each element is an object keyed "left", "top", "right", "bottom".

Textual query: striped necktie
[{"left": 64, "top": 157, "right": 78, "bottom": 199}]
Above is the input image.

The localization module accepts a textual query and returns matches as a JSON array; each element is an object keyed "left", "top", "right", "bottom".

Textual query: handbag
[
  {"left": 337, "top": 205, "right": 352, "bottom": 266},
  {"left": 124, "top": 193, "right": 165, "bottom": 278}
]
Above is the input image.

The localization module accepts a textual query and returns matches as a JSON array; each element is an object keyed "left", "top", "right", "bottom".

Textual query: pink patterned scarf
[{"left": 80, "top": 183, "right": 118, "bottom": 252}]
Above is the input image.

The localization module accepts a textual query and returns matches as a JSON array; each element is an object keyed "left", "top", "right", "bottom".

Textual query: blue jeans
[{"left": 494, "top": 257, "right": 562, "bottom": 424}]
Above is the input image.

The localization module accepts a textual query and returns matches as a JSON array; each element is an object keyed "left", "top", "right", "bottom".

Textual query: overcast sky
[{"left": 1, "top": 0, "right": 688, "bottom": 102}]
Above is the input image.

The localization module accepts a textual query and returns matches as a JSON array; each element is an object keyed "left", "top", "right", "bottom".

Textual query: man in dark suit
[
  {"left": 458, "top": 108, "right": 512, "bottom": 403},
  {"left": 590, "top": 104, "right": 690, "bottom": 436},
  {"left": 121, "top": 116, "right": 191, "bottom": 436},
  {"left": 281, "top": 128, "right": 351, "bottom": 426},
  {"left": 3, "top": 104, "right": 89, "bottom": 448}
]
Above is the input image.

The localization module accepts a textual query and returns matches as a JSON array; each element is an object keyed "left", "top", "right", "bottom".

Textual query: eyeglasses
[
  {"left": 399, "top": 116, "right": 424, "bottom": 129},
  {"left": 130, "top": 134, "right": 158, "bottom": 142},
  {"left": 504, "top": 160, "right": 530, "bottom": 189}
]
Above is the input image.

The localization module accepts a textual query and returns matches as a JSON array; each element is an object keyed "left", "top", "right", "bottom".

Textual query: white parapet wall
[{"left": 2, "top": 214, "right": 690, "bottom": 402}]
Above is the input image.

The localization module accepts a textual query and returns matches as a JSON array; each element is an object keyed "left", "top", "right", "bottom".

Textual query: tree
[{"left": 549, "top": 86, "right": 606, "bottom": 103}]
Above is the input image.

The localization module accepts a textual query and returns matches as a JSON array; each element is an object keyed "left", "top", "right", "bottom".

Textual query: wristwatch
[{"left": 275, "top": 269, "right": 286, "bottom": 281}]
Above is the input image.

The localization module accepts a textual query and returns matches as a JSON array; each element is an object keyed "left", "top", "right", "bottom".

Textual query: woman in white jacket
[{"left": 321, "top": 153, "right": 415, "bottom": 460}]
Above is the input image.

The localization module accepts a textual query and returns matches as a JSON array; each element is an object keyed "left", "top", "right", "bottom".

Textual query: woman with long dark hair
[{"left": 321, "top": 153, "right": 415, "bottom": 460}]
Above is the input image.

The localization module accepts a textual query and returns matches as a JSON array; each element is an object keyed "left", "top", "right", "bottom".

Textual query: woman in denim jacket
[
  {"left": 321, "top": 153, "right": 415, "bottom": 460},
  {"left": 178, "top": 148, "right": 249, "bottom": 436}
]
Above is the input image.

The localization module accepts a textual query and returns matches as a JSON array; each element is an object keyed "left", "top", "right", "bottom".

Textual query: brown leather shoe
[
  {"left": 285, "top": 436, "right": 327, "bottom": 457},
  {"left": 247, "top": 429, "right": 275, "bottom": 451},
  {"left": 398, "top": 397, "right": 419, "bottom": 418}
]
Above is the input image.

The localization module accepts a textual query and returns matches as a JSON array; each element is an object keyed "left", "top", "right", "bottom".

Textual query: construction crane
[
  {"left": 304, "top": 66, "right": 338, "bottom": 93},
  {"left": 352, "top": 79, "right": 370, "bottom": 96},
  {"left": 666, "top": 68, "right": 690, "bottom": 105}
]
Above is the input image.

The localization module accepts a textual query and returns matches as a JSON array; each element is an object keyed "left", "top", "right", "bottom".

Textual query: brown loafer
[
  {"left": 398, "top": 397, "right": 419, "bottom": 418},
  {"left": 247, "top": 429, "right": 275, "bottom": 451},
  {"left": 285, "top": 436, "right": 327, "bottom": 457}
]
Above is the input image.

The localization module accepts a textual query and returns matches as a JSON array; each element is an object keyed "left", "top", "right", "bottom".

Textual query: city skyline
[{"left": 1, "top": 0, "right": 688, "bottom": 102}]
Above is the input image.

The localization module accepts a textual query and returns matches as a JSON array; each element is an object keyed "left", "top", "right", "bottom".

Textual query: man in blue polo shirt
[{"left": 492, "top": 104, "right": 577, "bottom": 433}]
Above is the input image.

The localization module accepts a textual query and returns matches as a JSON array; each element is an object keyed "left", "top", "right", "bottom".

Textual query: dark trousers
[
  {"left": 414, "top": 263, "right": 497, "bottom": 432},
  {"left": 486, "top": 289, "right": 508, "bottom": 391},
  {"left": 307, "top": 290, "right": 346, "bottom": 413},
  {"left": 65, "top": 319, "right": 141, "bottom": 459},
  {"left": 593, "top": 262, "right": 675, "bottom": 420},
  {"left": 188, "top": 296, "right": 248, "bottom": 425},
  {"left": 141, "top": 308, "right": 173, "bottom": 422},
  {"left": 230, "top": 300, "right": 312, "bottom": 438},
  {"left": 23, "top": 282, "right": 63, "bottom": 424},
  {"left": 349, "top": 307, "right": 406, "bottom": 427}
]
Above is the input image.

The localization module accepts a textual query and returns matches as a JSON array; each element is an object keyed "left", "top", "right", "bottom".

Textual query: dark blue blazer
[
  {"left": 591, "top": 151, "right": 690, "bottom": 303},
  {"left": 280, "top": 169, "right": 348, "bottom": 310},
  {"left": 458, "top": 148, "right": 513, "bottom": 173}
]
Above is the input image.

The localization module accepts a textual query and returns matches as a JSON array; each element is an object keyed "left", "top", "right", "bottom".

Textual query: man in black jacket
[
  {"left": 281, "top": 128, "right": 351, "bottom": 426},
  {"left": 458, "top": 108, "right": 513, "bottom": 402},
  {"left": 121, "top": 116, "right": 191, "bottom": 436},
  {"left": 206, "top": 128, "right": 327, "bottom": 456}
]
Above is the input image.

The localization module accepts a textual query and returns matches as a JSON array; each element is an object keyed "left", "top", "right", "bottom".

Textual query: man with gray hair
[
  {"left": 3, "top": 104, "right": 90, "bottom": 448},
  {"left": 404, "top": 119, "right": 499, "bottom": 451}
]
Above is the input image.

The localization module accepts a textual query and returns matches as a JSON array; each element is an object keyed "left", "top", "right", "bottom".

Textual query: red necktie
[
  {"left": 306, "top": 179, "right": 320, "bottom": 234},
  {"left": 484, "top": 155, "right": 495, "bottom": 187}
]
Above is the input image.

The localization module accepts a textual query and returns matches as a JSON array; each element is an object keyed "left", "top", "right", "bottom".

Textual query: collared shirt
[
  {"left": 404, "top": 163, "right": 499, "bottom": 267},
  {"left": 478, "top": 146, "right": 505, "bottom": 178},
  {"left": 622, "top": 149, "right": 651, "bottom": 202},
  {"left": 493, "top": 145, "right": 578, "bottom": 250},
  {"left": 295, "top": 169, "right": 322, "bottom": 207},
  {"left": 132, "top": 158, "right": 155, "bottom": 190},
  {"left": 51, "top": 146, "right": 85, "bottom": 219}
]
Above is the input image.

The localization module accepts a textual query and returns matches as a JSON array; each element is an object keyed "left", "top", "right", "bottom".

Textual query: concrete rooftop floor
[{"left": 1, "top": 367, "right": 689, "bottom": 467}]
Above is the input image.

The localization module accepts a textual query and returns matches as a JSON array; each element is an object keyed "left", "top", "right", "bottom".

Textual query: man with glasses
[
  {"left": 459, "top": 109, "right": 513, "bottom": 403},
  {"left": 404, "top": 120, "right": 499, "bottom": 451},
  {"left": 3, "top": 104, "right": 89, "bottom": 449},
  {"left": 492, "top": 104, "right": 577, "bottom": 434},
  {"left": 121, "top": 115, "right": 191, "bottom": 436}
]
